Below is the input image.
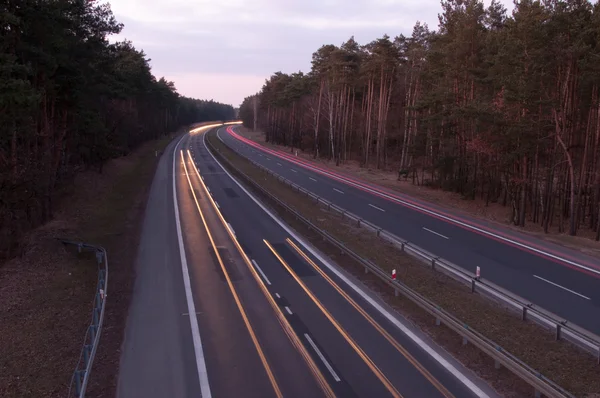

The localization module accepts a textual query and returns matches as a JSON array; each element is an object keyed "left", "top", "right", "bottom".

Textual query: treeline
[
  {"left": 240, "top": 0, "right": 600, "bottom": 240},
  {"left": 0, "top": 0, "right": 234, "bottom": 259}
]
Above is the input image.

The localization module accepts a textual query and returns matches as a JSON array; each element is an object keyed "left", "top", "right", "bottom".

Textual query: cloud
[{"left": 107, "top": 0, "right": 514, "bottom": 106}]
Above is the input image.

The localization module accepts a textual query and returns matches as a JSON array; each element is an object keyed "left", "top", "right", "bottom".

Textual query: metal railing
[
  {"left": 60, "top": 239, "right": 108, "bottom": 398},
  {"left": 219, "top": 135, "right": 600, "bottom": 361},
  {"left": 206, "top": 134, "right": 577, "bottom": 398}
]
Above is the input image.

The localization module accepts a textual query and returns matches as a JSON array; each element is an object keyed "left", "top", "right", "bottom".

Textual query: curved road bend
[
  {"left": 117, "top": 129, "right": 325, "bottom": 398},
  {"left": 219, "top": 126, "right": 600, "bottom": 334},
  {"left": 186, "top": 127, "right": 499, "bottom": 398}
]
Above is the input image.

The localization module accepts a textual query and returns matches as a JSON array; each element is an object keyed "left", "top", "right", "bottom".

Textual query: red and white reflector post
[
  {"left": 392, "top": 269, "right": 397, "bottom": 280},
  {"left": 475, "top": 266, "right": 481, "bottom": 279}
]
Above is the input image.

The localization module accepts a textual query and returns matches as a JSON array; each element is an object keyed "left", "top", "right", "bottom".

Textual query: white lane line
[
  {"left": 333, "top": 188, "right": 344, "bottom": 194},
  {"left": 227, "top": 223, "right": 236, "bottom": 236},
  {"left": 304, "top": 334, "right": 341, "bottom": 382},
  {"left": 309, "top": 177, "right": 317, "bottom": 182},
  {"left": 205, "top": 132, "right": 489, "bottom": 397},
  {"left": 215, "top": 201, "right": 220, "bottom": 209},
  {"left": 275, "top": 292, "right": 281, "bottom": 299},
  {"left": 251, "top": 259, "right": 272, "bottom": 285},
  {"left": 285, "top": 306, "right": 293, "bottom": 315},
  {"left": 369, "top": 204, "right": 385, "bottom": 212},
  {"left": 277, "top": 162, "right": 282, "bottom": 166},
  {"left": 533, "top": 275, "right": 590, "bottom": 300},
  {"left": 423, "top": 227, "right": 449, "bottom": 240},
  {"left": 291, "top": 169, "right": 298, "bottom": 173},
  {"left": 172, "top": 138, "right": 212, "bottom": 398}
]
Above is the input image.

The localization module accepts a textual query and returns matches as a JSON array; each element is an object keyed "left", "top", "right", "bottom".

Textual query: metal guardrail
[
  {"left": 206, "top": 134, "right": 576, "bottom": 398},
  {"left": 219, "top": 135, "right": 600, "bottom": 362},
  {"left": 60, "top": 239, "right": 108, "bottom": 398}
]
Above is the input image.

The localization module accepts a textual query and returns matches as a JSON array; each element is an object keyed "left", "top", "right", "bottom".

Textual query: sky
[{"left": 108, "top": 0, "right": 514, "bottom": 108}]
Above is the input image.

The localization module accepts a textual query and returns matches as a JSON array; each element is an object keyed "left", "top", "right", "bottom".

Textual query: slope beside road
[{"left": 220, "top": 126, "right": 600, "bottom": 334}]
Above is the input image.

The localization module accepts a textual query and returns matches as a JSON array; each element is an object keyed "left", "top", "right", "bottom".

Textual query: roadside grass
[
  {"left": 208, "top": 130, "right": 599, "bottom": 398},
  {"left": 0, "top": 132, "right": 176, "bottom": 398}
]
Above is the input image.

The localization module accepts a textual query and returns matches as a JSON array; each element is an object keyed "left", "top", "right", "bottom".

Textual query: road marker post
[
  {"left": 476, "top": 266, "right": 481, "bottom": 279},
  {"left": 392, "top": 269, "right": 398, "bottom": 297}
]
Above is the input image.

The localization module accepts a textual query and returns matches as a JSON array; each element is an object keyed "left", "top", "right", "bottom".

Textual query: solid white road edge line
[
  {"left": 533, "top": 275, "right": 591, "bottom": 300},
  {"left": 369, "top": 203, "right": 385, "bottom": 212},
  {"left": 172, "top": 134, "right": 212, "bottom": 398},
  {"left": 205, "top": 129, "right": 489, "bottom": 398},
  {"left": 304, "top": 333, "right": 341, "bottom": 382},
  {"left": 251, "top": 259, "right": 272, "bottom": 285},
  {"left": 423, "top": 227, "right": 449, "bottom": 240}
]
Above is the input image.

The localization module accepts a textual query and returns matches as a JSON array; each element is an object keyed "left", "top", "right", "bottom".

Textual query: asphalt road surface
[
  {"left": 218, "top": 126, "right": 600, "bottom": 335},
  {"left": 117, "top": 125, "right": 501, "bottom": 398}
]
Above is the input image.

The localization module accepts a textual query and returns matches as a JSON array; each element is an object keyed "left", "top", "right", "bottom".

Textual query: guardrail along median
[
  {"left": 205, "top": 130, "right": 591, "bottom": 398},
  {"left": 60, "top": 239, "right": 108, "bottom": 398}
]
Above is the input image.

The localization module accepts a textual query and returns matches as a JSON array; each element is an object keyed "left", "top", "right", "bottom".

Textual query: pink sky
[{"left": 109, "top": 0, "right": 514, "bottom": 107}]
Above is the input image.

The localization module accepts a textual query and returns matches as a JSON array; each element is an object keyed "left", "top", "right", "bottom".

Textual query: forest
[
  {"left": 0, "top": 0, "right": 234, "bottom": 259},
  {"left": 239, "top": 0, "right": 600, "bottom": 240}
]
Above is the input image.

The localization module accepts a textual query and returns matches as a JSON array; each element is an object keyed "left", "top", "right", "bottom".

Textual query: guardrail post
[
  {"left": 357, "top": 219, "right": 361, "bottom": 227},
  {"left": 95, "top": 250, "right": 103, "bottom": 264},
  {"left": 93, "top": 308, "right": 100, "bottom": 327},
  {"left": 89, "top": 325, "right": 96, "bottom": 342},
  {"left": 83, "top": 344, "right": 91, "bottom": 365},
  {"left": 556, "top": 322, "right": 563, "bottom": 341},
  {"left": 431, "top": 258, "right": 436, "bottom": 271},
  {"left": 471, "top": 279, "right": 476, "bottom": 293},
  {"left": 75, "top": 370, "right": 83, "bottom": 397}
]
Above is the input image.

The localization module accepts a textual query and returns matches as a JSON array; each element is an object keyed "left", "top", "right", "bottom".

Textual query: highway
[
  {"left": 218, "top": 126, "right": 600, "bottom": 335},
  {"left": 117, "top": 124, "right": 500, "bottom": 397}
]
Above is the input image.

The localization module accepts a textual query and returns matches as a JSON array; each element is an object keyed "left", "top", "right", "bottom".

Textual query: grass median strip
[{"left": 207, "top": 130, "right": 598, "bottom": 398}]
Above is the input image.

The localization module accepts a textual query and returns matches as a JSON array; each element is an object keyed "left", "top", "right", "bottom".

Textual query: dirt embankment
[
  {"left": 237, "top": 126, "right": 600, "bottom": 256},
  {"left": 208, "top": 130, "right": 600, "bottom": 398},
  {"left": 0, "top": 133, "right": 176, "bottom": 398}
]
